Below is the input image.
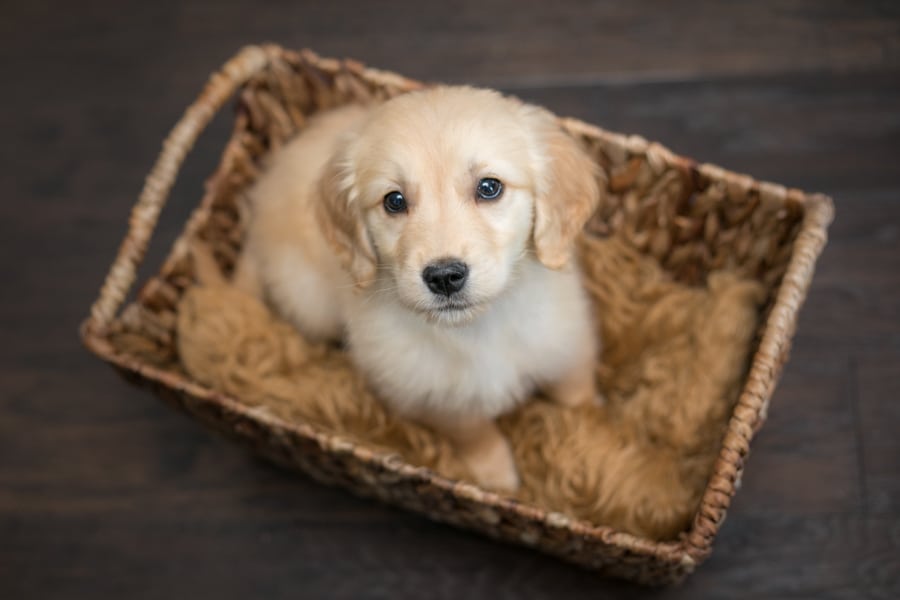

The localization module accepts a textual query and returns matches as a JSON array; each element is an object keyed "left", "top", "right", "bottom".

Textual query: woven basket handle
[{"left": 87, "top": 45, "right": 274, "bottom": 333}]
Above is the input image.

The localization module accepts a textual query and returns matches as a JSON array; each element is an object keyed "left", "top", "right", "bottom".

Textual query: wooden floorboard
[
  {"left": 1, "top": 1, "right": 898, "bottom": 598},
  {"left": 4, "top": 0, "right": 898, "bottom": 85}
]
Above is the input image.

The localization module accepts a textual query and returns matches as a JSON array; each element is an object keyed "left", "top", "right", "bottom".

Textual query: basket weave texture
[{"left": 81, "top": 45, "right": 833, "bottom": 585}]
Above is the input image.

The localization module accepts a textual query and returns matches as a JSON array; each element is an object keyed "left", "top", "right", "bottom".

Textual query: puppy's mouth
[
  {"left": 423, "top": 298, "right": 485, "bottom": 326},
  {"left": 426, "top": 305, "right": 479, "bottom": 325},
  {"left": 435, "top": 299, "right": 473, "bottom": 312},
  {"left": 391, "top": 270, "right": 495, "bottom": 326}
]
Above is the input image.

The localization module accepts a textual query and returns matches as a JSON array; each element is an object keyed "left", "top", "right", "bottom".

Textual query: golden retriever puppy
[{"left": 235, "top": 87, "right": 601, "bottom": 492}]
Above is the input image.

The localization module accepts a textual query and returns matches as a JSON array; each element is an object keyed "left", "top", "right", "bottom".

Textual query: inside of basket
[{"left": 106, "top": 53, "right": 805, "bottom": 541}]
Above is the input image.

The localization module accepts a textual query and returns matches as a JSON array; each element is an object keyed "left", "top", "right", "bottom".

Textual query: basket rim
[
  {"left": 80, "top": 43, "right": 834, "bottom": 571},
  {"left": 81, "top": 324, "right": 693, "bottom": 566}
]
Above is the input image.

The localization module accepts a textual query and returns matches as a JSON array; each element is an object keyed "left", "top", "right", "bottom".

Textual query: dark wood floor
[{"left": 1, "top": 1, "right": 898, "bottom": 598}]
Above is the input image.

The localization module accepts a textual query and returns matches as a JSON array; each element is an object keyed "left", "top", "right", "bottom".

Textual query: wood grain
[{"left": 1, "top": 0, "right": 898, "bottom": 598}]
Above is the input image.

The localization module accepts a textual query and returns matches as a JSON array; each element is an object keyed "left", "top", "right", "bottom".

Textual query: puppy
[{"left": 235, "top": 87, "right": 601, "bottom": 492}]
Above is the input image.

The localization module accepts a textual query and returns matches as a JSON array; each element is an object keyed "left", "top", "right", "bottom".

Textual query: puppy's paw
[
  {"left": 548, "top": 381, "right": 596, "bottom": 409},
  {"left": 553, "top": 389, "right": 595, "bottom": 408},
  {"left": 546, "top": 364, "right": 597, "bottom": 409},
  {"left": 462, "top": 435, "right": 520, "bottom": 494}
]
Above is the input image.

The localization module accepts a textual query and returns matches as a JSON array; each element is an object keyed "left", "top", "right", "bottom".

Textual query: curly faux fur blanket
[{"left": 176, "top": 235, "right": 763, "bottom": 540}]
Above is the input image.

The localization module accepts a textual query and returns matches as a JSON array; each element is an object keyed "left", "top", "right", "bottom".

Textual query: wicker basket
[{"left": 81, "top": 45, "right": 832, "bottom": 585}]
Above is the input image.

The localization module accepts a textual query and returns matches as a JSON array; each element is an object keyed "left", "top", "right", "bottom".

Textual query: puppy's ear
[
  {"left": 530, "top": 113, "right": 602, "bottom": 269},
  {"left": 317, "top": 136, "right": 377, "bottom": 287}
]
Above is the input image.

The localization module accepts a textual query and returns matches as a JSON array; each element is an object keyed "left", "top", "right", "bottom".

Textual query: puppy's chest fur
[{"left": 345, "top": 260, "right": 594, "bottom": 421}]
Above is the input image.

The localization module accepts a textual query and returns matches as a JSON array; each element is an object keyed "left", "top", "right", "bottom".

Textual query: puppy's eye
[
  {"left": 383, "top": 191, "right": 408, "bottom": 214},
  {"left": 476, "top": 177, "right": 503, "bottom": 201}
]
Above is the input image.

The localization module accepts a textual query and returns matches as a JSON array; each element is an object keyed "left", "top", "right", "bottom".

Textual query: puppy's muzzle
[{"left": 422, "top": 259, "right": 469, "bottom": 297}]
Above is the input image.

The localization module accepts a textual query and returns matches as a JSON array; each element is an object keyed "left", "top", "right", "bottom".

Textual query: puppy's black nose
[{"left": 422, "top": 259, "right": 469, "bottom": 297}]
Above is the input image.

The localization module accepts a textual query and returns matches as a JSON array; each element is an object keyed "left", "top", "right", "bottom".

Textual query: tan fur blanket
[{"left": 176, "top": 235, "right": 763, "bottom": 540}]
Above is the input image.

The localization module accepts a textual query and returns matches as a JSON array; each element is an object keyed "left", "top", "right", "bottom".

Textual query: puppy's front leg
[
  {"left": 433, "top": 418, "right": 519, "bottom": 493},
  {"left": 232, "top": 253, "right": 264, "bottom": 299},
  {"left": 546, "top": 357, "right": 601, "bottom": 408}
]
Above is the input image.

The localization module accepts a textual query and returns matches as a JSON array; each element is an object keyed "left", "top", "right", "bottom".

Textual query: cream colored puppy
[{"left": 235, "top": 87, "right": 601, "bottom": 492}]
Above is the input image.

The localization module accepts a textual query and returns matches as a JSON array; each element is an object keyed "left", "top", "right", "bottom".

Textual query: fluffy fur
[
  {"left": 175, "top": 234, "right": 764, "bottom": 540},
  {"left": 233, "top": 87, "right": 602, "bottom": 492}
]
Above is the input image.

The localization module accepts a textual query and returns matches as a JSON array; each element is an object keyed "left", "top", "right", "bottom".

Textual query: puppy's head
[{"left": 319, "top": 87, "right": 600, "bottom": 325}]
